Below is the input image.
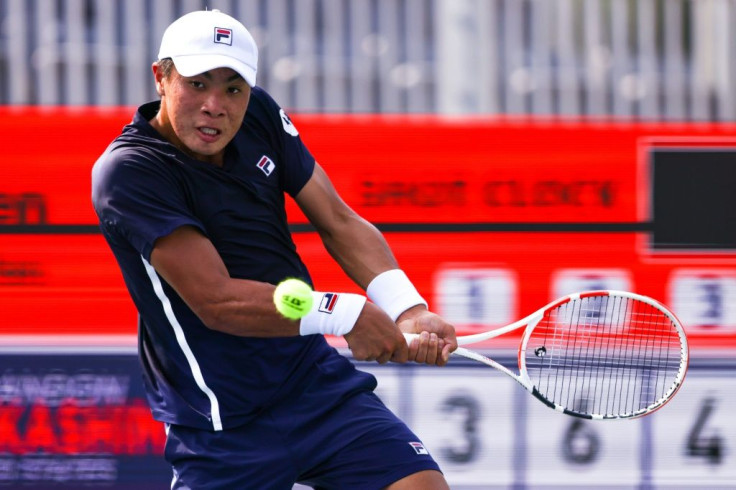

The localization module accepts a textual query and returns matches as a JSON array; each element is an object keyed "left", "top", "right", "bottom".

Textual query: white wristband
[
  {"left": 299, "top": 291, "right": 367, "bottom": 337},
  {"left": 366, "top": 269, "right": 427, "bottom": 321}
]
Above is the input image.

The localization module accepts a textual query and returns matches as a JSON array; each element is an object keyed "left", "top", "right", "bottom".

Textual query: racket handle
[{"left": 403, "top": 332, "right": 419, "bottom": 344}]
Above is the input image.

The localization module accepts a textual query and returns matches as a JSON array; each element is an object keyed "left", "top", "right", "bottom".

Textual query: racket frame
[{"left": 406, "top": 290, "right": 689, "bottom": 420}]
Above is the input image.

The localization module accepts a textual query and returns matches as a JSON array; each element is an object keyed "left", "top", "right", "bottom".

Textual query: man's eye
[{"left": 190, "top": 81, "right": 204, "bottom": 89}]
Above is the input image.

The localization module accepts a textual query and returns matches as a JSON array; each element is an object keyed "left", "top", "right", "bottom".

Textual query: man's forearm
[{"left": 319, "top": 214, "right": 398, "bottom": 289}]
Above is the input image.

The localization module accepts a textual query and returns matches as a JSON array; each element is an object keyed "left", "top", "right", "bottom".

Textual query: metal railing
[{"left": 1, "top": 0, "right": 735, "bottom": 120}]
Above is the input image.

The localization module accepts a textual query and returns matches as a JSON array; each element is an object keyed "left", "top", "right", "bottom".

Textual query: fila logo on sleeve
[
  {"left": 408, "top": 442, "right": 429, "bottom": 455},
  {"left": 214, "top": 27, "right": 233, "bottom": 45},
  {"left": 256, "top": 155, "right": 275, "bottom": 176}
]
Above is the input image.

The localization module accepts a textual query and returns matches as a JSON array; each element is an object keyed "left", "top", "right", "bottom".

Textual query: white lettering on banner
[
  {"left": 0, "top": 457, "right": 117, "bottom": 483},
  {"left": 0, "top": 373, "right": 130, "bottom": 406}
]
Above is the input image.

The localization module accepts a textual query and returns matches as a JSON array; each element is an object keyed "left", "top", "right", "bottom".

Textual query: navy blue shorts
[{"left": 164, "top": 359, "right": 441, "bottom": 489}]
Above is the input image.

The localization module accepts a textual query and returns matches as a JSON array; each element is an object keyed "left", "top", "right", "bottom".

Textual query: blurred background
[
  {"left": 1, "top": 1, "right": 735, "bottom": 489},
  {"left": 3, "top": 0, "right": 736, "bottom": 118}
]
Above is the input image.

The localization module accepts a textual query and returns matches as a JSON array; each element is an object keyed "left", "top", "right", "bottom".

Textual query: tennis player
[{"left": 92, "top": 9, "right": 456, "bottom": 489}]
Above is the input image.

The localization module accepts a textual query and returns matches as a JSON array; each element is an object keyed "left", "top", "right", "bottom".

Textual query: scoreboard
[{"left": 1, "top": 108, "right": 735, "bottom": 487}]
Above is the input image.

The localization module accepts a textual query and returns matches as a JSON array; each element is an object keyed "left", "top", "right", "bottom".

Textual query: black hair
[{"left": 156, "top": 58, "right": 175, "bottom": 78}]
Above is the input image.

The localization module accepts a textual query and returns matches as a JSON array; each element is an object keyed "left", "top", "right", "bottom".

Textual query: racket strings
[{"left": 525, "top": 296, "right": 684, "bottom": 418}]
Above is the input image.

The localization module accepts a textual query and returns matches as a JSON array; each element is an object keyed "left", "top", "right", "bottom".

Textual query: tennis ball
[{"left": 273, "top": 278, "right": 314, "bottom": 320}]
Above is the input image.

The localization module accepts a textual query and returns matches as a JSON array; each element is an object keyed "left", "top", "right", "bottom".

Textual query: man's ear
[{"left": 152, "top": 62, "right": 165, "bottom": 96}]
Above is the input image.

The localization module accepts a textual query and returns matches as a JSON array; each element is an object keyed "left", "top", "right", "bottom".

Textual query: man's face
[{"left": 153, "top": 64, "right": 251, "bottom": 165}]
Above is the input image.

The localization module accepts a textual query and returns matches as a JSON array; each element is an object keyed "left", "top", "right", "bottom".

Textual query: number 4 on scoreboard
[{"left": 686, "top": 397, "right": 723, "bottom": 465}]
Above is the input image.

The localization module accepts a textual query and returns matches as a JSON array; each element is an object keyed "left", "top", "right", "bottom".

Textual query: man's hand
[
  {"left": 397, "top": 306, "right": 457, "bottom": 366},
  {"left": 344, "top": 302, "right": 408, "bottom": 364},
  {"left": 343, "top": 303, "right": 457, "bottom": 366}
]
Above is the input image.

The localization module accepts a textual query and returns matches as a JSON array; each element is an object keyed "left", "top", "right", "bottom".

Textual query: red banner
[{"left": 1, "top": 108, "right": 735, "bottom": 348}]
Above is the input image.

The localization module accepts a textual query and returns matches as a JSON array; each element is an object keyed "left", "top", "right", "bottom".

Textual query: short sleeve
[
  {"left": 92, "top": 146, "right": 205, "bottom": 261},
  {"left": 246, "top": 87, "right": 316, "bottom": 197}
]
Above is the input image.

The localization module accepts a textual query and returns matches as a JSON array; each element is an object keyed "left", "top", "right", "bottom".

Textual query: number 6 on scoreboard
[{"left": 405, "top": 290, "right": 689, "bottom": 420}]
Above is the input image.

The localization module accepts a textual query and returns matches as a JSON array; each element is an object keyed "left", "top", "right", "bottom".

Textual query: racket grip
[{"left": 403, "top": 332, "right": 419, "bottom": 344}]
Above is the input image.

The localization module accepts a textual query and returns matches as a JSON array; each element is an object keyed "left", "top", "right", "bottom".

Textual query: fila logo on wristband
[
  {"left": 318, "top": 293, "right": 339, "bottom": 314},
  {"left": 300, "top": 291, "right": 365, "bottom": 337}
]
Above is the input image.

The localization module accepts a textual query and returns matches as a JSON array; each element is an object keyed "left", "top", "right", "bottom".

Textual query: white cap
[{"left": 157, "top": 10, "right": 258, "bottom": 87}]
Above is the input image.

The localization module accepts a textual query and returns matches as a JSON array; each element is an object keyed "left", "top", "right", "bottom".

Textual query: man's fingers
[
  {"left": 414, "top": 331, "right": 429, "bottom": 362},
  {"left": 408, "top": 331, "right": 443, "bottom": 365},
  {"left": 425, "top": 332, "right": 439, "bottom": 365}
]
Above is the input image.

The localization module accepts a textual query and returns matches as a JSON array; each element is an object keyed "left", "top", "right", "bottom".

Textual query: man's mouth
[{"left": 199, "top": 127, "right": 220, "bottom": 136}]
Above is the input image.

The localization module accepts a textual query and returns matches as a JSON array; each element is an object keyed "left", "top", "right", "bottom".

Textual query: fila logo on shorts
[
  {"left": 214, "top": 27, "right": 232, "bottom": 45},
  {"left": 256, "top": 156, "right": 275, "bottom": 176},
  {"left": 408, "top": 442, "right": 429, "bottom": 455},
  {"left": 318, "top": 293, "right": 339, "bottom": 314}
]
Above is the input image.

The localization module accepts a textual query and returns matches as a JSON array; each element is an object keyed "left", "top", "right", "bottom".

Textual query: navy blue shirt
[{"left": 92, "top": 87, "right": 373, "bottom": 430}]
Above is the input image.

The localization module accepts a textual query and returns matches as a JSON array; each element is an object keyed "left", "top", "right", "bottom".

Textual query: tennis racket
[{"left": 405, "top": 290, "right": 688, "bottom": 420}]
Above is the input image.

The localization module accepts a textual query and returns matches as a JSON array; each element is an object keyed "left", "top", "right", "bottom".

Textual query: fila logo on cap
[
  {"left": 256, "top": 155, "right": 275, "bottom": 176},
  {"left": 214, "top": 27, "right": 232, "bottom": 45}
]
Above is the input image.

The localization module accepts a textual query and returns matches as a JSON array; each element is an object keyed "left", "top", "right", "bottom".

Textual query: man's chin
[{"left": 183, "top": 144, "right": 226, "bottom": 164}]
